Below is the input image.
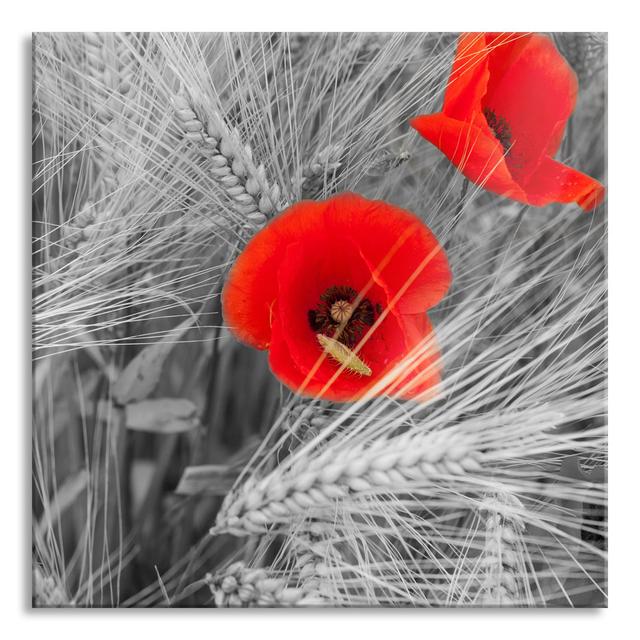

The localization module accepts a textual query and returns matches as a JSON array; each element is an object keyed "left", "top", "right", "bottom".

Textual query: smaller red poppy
[
  {"left": 410, "top": 32, "right": 605, "bottom": 212},
  {"left": 222, "top": 193, "right": 452, "bottom": 402}
]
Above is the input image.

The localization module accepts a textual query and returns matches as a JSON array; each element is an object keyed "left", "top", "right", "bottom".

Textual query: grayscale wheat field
[{"left": 32, "top": 32, "right": 607, "bottom": 607}]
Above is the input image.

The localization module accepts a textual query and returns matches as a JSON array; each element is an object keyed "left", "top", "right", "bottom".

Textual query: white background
[{"left": 4, "top": 2, "right": 639, "bottom": 636}]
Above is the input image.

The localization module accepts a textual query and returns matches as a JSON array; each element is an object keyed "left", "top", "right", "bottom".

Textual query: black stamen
[
  {"left": 307, "top": 285, "right": 380, "bottom": 348},
  {"left": 307, "top": 309, "right": 321, "bottom": 331},
  {"left": 359, "top": 300, "right": 375, "bottom": 326},
  {"left": 483, "top": 107, "right": 513, "bottom": 154}
]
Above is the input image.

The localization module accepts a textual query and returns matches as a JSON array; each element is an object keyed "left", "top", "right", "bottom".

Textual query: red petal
[
  {"left": 483, "top": 33, "right": 578, "bottom": 179},
  {"left": 522, "top": 156, "right": 605, "bottom": 211},
  {"left": 268, "top": 315, "right": 376, "bottom": 402},
  {"left": 225, "top": 194, "right": 451, "bottom": 402},
  {"left": 267, "top": 311, "right": 334, "bottom": 399},
  {"left": 268, "top": 308, "right": 366, "bottom": 401},
  {"left": 222, "top": 201, "right": 327, "bottom": 349},
  {"left": 322, "top": 193, "right": 451, "bottom": 314},
  {"left": 484, "top": 32, "right": 535, "bottom": 74},
  {"left": 270, "top": 237, "right": 443, "bottom": 401},
  {"left": 274, "top": 237, "right": 403, "bottom": 395},
  {"left": 269, "top": 304, "right": 399, "bottom": 403},
  {"left": 269, "top": 311, "right": 441, "bottom": 403},
  {"left": 410, "top": 113, "right": 529, "bottom": 204},
  {"left": 387, "top": 313, "right": 442, "bottom": 400},
  {"left": 442, "top": 33, "right": 491, "bottom": 122}
]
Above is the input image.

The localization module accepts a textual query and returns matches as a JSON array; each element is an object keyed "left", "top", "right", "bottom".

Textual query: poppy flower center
[
  {"left": 330, "top": 300, "right": 353, "bottom": 324},
  {"left": 483, "top": 107, "right": 513, "bottom": 154},
  {"left": 307, "top": 285, "right": 380, "bottom": 349}
]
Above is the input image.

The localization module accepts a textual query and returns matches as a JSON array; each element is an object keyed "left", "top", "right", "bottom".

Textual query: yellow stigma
[
  {"left": 317, "top": 334, "right": 372, "bottom": 377},
  {"left": 330, "top": 299, "right": 353, "bottom": 324}
]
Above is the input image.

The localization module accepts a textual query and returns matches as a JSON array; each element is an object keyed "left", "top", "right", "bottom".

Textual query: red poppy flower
[
  {"left": 410, "top": 32, "right": 605, "bottom": 212},
  {"left": 222, "top": 193, "right": 451, "bottom": 402}
]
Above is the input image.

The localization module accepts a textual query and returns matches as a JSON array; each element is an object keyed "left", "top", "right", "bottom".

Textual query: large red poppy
[
  {"left": 410, "top": 32, "right": 605, "bottom": 211},
  {"left": 222, "top": 193, "right": 451, "bottom": 402}
]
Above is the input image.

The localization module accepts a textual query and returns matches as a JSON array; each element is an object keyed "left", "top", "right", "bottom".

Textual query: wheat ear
[
  {"left": 296, "top": 143, "right": 345, "bottom": 199},
  {"left": 212, "top": 429, "right": 484, "bottom": 536},
  {"left": 84, "top": 32, "right": 141, "bottom": 191},
  {"left": 204, "top": 561, "right": 322, "bottom": 607},
  {"left": 33, "top": 566, "right": 71, "bottom": 607},
  {"left": 283, "top": 401, "right": 334, "bottom": 446},
  {"left": 479, "top": 492, "right": 526, "bottom": 606},
  {"left": 285, "top": 523, "right": 345, "bottom": 602},
  {"left": 59, "top": 200, "right": 126, "bottom": 256},
  {"left": 366, "top": 149, "right": 411, "bottom": 177},
  {"left": 172, "top": 91, "right": 282, "bottom": 233},
  {"left": 56, "top": 34, "right": 140, "bottom": 272}
]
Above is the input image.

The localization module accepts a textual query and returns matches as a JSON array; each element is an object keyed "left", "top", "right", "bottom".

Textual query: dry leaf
[
  {"left": 130, "top": 460, "right": 157, "bottom": 515},
  {"left": 175, "top": 436, "right": 262, "bottom": 495},
  {"left": 113, "top": 315, "right": 197, "bottom": 404},
  {"left": 125, "top": 398, "right": 199, "bottom": 433},
  {"left": 175, "top": 465, "right": 238, "bottom": 496}
]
